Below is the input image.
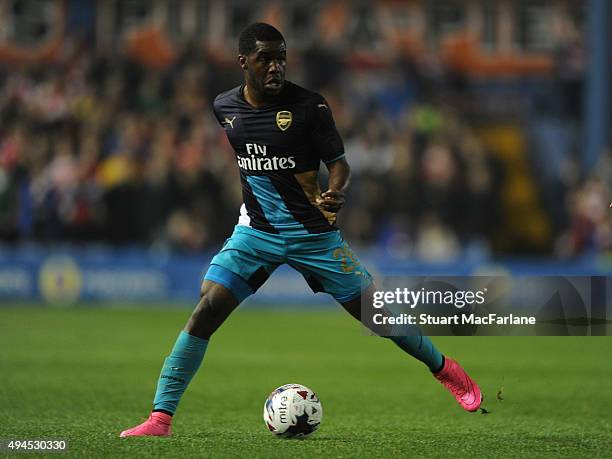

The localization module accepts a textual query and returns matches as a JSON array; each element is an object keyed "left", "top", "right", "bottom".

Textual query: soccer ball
[{"left": 263, "top": 383, "right": 323, "bottom": 438}]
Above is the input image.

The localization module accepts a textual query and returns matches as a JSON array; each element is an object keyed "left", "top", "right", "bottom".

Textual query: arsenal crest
[{"left": 276, "top": 111, "right": 292, "bottom": 131}]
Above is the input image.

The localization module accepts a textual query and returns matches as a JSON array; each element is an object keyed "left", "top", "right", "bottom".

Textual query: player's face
[{"left": 243, "top": 40, "right": 286, "bottom": 97}]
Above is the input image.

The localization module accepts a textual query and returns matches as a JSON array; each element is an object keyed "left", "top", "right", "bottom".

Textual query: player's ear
[{"left": 238, "top": 54, "right": 248, "bottom": 70}]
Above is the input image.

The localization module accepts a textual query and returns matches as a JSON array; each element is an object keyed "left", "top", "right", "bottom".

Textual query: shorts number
[{"left": 333, "top": 244, "right": 362, "bottom": 275}]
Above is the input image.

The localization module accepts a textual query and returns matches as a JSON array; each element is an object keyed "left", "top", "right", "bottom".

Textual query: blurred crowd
[
  {"left": 0, "top": 39, "right": 608, "bottom": 259},
  {"left": 554, "top": 150, "right": 611, "bottom": 258}
]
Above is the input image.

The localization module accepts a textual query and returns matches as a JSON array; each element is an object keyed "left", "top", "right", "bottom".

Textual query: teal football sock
[
  {"left": 389, "top": 334, "right": 444, "bottom": 373},
  {"left": 152, "top": 331, "right": 208, "bottom": 415}
]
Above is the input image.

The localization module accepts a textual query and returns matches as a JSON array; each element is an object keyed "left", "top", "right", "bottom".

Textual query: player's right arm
[{"left": 212, "top": 96, "right": 225, "bottom": 127}]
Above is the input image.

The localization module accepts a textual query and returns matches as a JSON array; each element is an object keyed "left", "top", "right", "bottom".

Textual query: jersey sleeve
[
  {"left": 212, "top": 97, "right": 225, "bottom": 127},
  {"left": 309, "top": 96, "right": 345, "bottom": 164}
]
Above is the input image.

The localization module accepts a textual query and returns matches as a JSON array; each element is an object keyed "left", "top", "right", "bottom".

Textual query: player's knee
[
  {"left": 191, "top": 283, "right": 236, "bottom": 324},
  {"left": 191, "top": 295, "right": 219, "bottom": 323},
  {"left": 185, "top": 280, "right": 240, "bottom": 338}
]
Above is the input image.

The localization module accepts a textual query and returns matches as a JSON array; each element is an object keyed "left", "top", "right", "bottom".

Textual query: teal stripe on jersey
[
  {"left": 246, "top": 175, "right": 308, "bottom": 235},
  {"left": 324, "top": 153, "right": 345, "bottom": 164}
]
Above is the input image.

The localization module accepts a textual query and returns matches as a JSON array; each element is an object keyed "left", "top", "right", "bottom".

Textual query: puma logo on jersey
[{"left": 224, "top": 116, "right": 236, "bottom": 128}]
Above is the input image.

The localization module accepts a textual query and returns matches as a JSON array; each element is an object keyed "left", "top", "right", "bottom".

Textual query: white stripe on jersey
[{"left": 237, "top": 203, "right": 251, "bottom": 227}]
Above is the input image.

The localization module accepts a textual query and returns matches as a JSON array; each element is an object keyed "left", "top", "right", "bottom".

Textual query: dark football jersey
[{"left": 212, "top": 81, "right": 345, "bottom": 235}]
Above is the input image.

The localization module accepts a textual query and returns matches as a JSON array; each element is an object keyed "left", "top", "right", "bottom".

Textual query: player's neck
[{"left": 243, "top": 84, "right": 271, "bottom": 108}]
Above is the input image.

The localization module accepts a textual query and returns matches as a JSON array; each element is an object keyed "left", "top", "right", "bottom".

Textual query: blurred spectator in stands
[{"left": 556, "top": 148, "right": 611, "bottom": 257}]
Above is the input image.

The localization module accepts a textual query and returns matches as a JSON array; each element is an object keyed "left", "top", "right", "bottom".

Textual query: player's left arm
[
  {"left": 310, "top": 96, "right": 350, "bottom": 213},
  {"left": 317, "top": 158, "right": 350, "bottom": 213}
]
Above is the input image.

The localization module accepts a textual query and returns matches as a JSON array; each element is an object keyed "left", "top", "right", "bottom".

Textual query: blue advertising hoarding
[{"left": 0, "top": 245, "right": 609, "bottom": 306}]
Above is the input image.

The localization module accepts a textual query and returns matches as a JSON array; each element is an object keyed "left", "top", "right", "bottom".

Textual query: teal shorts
[{"left": 203, "top": 225, "right": 372, "bottom": 303}]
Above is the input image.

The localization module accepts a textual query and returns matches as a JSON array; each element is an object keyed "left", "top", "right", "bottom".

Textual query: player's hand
[{"left": 316, "top": 190, "right": 345, "bottom": 213}]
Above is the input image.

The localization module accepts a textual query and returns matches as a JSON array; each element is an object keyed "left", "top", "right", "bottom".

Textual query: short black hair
[{"left": 238, "top": 23, "right": 285, "bottom": 55}]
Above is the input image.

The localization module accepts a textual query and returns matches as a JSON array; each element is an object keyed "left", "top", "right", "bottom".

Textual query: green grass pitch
[{"left": 1, "top": 306, "right": 611, "bottom": 458}]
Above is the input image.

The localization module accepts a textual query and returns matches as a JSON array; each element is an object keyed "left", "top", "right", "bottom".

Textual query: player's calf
[{"left": 119, "top": 281, "right": 239, "bottom": 438}]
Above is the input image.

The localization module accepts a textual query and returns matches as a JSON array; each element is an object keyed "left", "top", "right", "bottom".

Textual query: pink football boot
[
  {"left": 434, "top": 357, "right": 482, "bottom": 412},
  {"left": 120, "top": 412, "right": 172, "bottom": 437}
]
